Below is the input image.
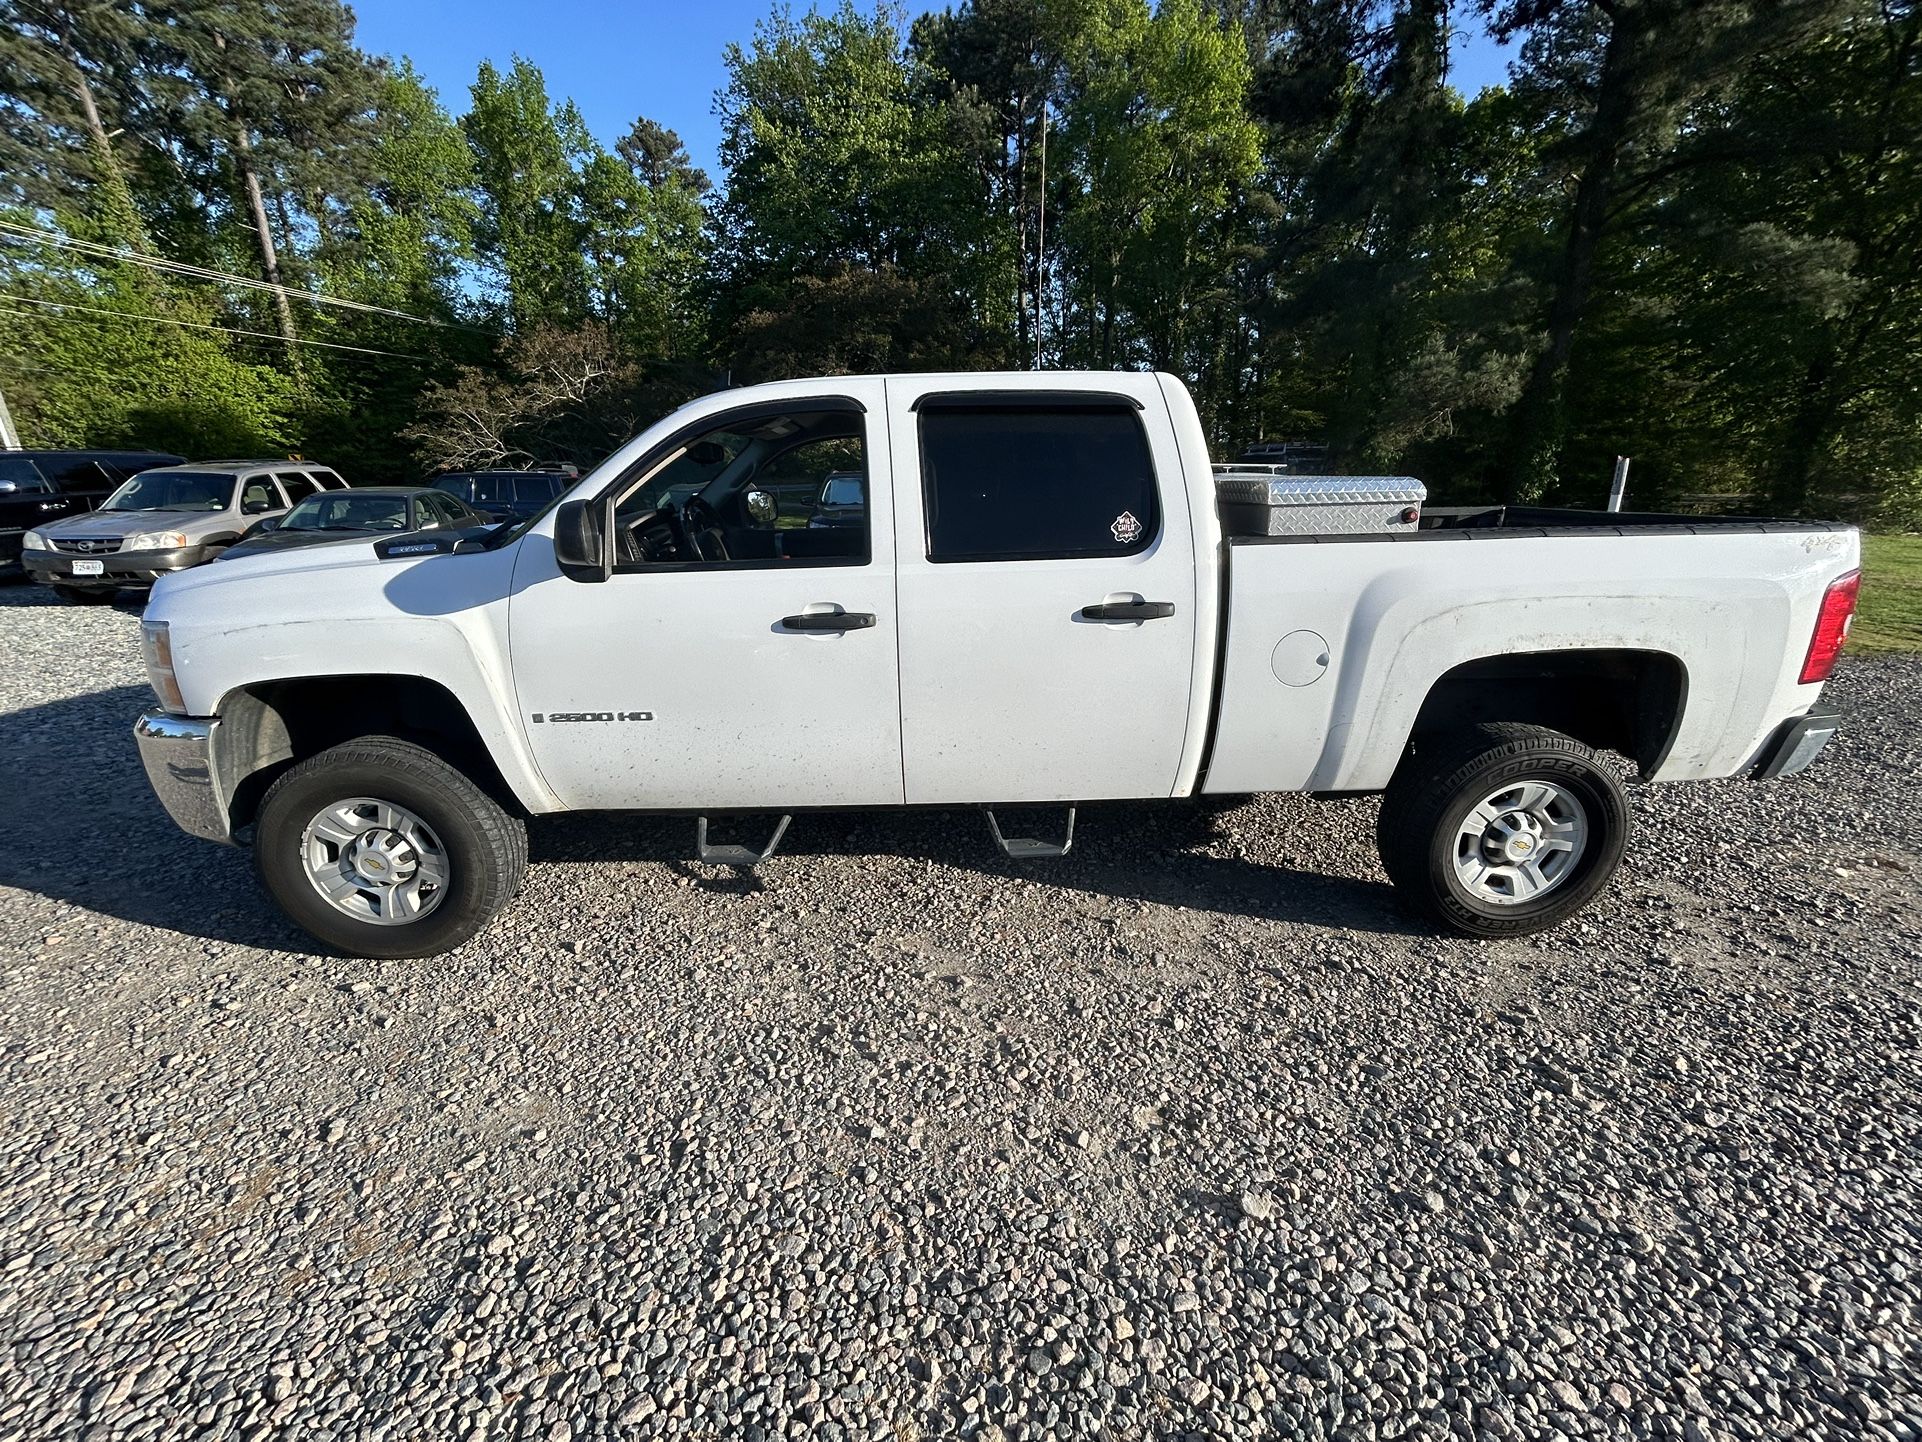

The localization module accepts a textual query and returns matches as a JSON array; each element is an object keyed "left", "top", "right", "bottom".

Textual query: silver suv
[{"left": 21, "top": 460, "right": 346, "bottom": 603}]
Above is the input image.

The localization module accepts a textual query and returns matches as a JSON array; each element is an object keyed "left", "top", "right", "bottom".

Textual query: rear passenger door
[{"left": 887, "top": 380, "right": 1199, "bottom": 804}]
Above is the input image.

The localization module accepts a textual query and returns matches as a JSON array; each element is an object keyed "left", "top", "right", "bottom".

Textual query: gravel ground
[{"left": 0, "top": 582, "right": 1918, "bottom": 1442}]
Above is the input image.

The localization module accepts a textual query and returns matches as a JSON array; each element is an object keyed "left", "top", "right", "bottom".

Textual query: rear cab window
[{"left": 917, "top": 399, "right": 1160, "bottom": 562}]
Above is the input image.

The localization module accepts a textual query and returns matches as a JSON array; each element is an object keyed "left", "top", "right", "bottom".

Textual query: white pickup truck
[{"left": 132, "top": 372, "right": 1860, "bottom": 958}]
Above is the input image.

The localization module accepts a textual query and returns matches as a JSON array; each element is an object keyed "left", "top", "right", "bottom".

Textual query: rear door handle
[
  {"left": 1080, "top": 600, "right": 1175, "bottom": 621},
  {"left": 781, "top": 610, "right": 875, "bottom": 632}
]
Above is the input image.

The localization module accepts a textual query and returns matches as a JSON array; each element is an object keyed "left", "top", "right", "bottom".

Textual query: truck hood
[
  {"left": 222, "top": 527, "right": 393, "bottom": 558},
  {"left": 42, "top": 508, "right": 232, "bottom": 538},
  {"left": 152, "top": 526, "right": 502, "bottom": 607}
]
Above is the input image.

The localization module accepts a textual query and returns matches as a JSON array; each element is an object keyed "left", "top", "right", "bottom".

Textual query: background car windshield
[
  {"left": 101, "top": 471, "right": 235, "bottom": 512},
  {"left": 284, "top": 493, "right": 412, "bottom": 530}
]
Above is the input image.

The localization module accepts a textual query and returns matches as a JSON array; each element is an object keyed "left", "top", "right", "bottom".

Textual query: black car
[
  {"left": 807, "top": 470, "right": 866, "bottom": 529},
  {"left": 222, "top": 486, "right": 491, "bottom": 559},
  {"left": 431, "top": 469, "right": 573, "bottom": 524},
  {"left": 0, "top": 449, "right": 186, "bottom": 573}
]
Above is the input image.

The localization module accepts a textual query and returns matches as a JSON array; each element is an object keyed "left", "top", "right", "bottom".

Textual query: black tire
[
  {"left": 254, "top": 736, "right": 527, "bottom": 959},
  {"left": 52, "top": 585, "right": 116, "bottom": 604},
  {"left": 1376, "top": 722, "right": 1628, "bottom": 938}
]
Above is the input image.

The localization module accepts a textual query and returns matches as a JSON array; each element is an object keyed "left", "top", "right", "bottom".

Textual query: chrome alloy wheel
[
  {"left": 300, "top": 797, "right": 449, "bottom": 925},
  {"left": 1453, "top": 780, "right": 1588, "bottom": 906}
]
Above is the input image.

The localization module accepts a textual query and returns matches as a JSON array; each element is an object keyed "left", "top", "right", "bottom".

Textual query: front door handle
[
  {"left": 780, "top": 610, "right": 875, "bottom": 632},
  {"left": 1080, "top": 600, "right": 1175, "bottom": 621}
]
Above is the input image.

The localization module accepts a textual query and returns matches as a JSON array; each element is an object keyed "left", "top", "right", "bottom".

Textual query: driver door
[{"left": 506, "top": 382, "right": 904, "bottom": 811}]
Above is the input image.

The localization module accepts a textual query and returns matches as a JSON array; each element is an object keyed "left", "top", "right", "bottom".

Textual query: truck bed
[{"left": 1203, "top": 513, "right": 1860, "bottom": 797}]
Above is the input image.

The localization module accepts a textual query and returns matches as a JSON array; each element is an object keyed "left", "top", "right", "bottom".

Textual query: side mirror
[
  {"left": 744, "top": 488, "right": 776, "bottom": 525},
  {"left": 553, "top": 498, "right": 611, "bottom": 582},
  {"left": 0, "top": 481, "right": 15, "bottom": 495}
]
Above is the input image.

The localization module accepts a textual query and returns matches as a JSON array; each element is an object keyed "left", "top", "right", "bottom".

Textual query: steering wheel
[
  {"left": 679, "top": 496, "right": 729, "bottom": 562},
  {"left": 615, "top": 507, "right": 677, "bottom": 564}
]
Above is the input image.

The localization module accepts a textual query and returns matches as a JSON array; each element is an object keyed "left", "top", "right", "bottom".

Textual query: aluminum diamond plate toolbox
[{"left": 1213, "top": 466, "right": 1427, "bottom": 537}]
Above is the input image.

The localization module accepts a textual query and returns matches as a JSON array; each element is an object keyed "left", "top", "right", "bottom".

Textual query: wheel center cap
[{"left": 348, "top": 829, "right": 415, "bottom": 886}]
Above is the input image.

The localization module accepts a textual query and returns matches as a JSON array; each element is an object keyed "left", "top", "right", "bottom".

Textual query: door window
[
  {"left": 0, "top": 458, "right": 52, "bottom": 494},
  {"left": 609, "top": 407, "right": 868, "bottom": 569},
  {"left": 918, "top": 401, "right": 1159, "bottom": 563},
  {"left": 240, "top": 477, "right": 283, "bottom": 514},
  {"left": 276, "top": 471, "right": 319, "bottom": 504},
  {"left": 48, "top": 458, "right": 111, "bottom": 494}
]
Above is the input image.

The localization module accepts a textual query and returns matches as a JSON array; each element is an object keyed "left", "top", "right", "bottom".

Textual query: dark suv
[
  {"left": 0, "top": 450, "right": 186, "bottom": 574},
  {"left": 431, "top": 469, "right": 573, "bottom": 524}
]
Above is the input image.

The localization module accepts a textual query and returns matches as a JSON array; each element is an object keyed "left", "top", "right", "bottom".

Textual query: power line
[
  {"left": 0, "top": 220, "right": 494, "bottom": 334},
  {"left": 0, "top": 294, "right": 430, "bottom": 359}
]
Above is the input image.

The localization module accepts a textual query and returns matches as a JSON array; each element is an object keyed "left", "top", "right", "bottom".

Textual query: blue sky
[{"left": 352, "top": 1, "right": 1517, "bottom": 181}]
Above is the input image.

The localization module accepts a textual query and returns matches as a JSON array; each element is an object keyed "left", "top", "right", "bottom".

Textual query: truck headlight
[
  {"left": 126, "top": 530, "right": 189, "bottom": 551},
  {"left": 140, "top": 619, "right": 186, "bottom": 714},
  {"left": 21, "top": 530, "right": 47, "bottom": 550}
]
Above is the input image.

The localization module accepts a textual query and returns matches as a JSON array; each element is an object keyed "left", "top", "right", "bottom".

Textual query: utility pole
[
  {"left": 1034, "top": 107, "right": 1047, "bottom": 372},
  {"left": 214, "top": 31, "right": 302, "bottom": 379},
  {"left": 0, "top": 381, "right": 19, "bottom": 449}
]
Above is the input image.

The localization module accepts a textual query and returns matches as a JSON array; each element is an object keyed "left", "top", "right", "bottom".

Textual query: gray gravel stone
[{"left": 0, "top": 585, "right": 1917, "bottom": 1440}]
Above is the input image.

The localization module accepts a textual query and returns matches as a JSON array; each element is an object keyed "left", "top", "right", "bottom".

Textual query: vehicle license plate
[{"left": 71, "top": 559, "right": 104, "bottom": 576}]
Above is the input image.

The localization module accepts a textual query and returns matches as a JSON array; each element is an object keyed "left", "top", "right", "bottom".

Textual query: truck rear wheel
[
  {"left": 254, "top": 736, "right": 526, "bottom": 959},
  {"left": 1376, "top": 723, "right": 1628, "bottom": 938}
]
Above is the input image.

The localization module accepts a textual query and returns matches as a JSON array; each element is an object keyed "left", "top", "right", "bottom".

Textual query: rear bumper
[
  {"left": 23, "top": 545, "right": 212, "bottom": 586},
  {"left": 133, "top": 710, "right": 232, "bottom": 844},
  {"left": 1752, "top": 705, "right": 1843, "bottom": 780}
]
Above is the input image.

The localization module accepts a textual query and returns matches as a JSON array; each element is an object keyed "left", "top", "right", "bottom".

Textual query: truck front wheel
[
  {"left": 1376, "top": 723, "right": 1628, "bottom": 938},
  {"left": 254, "top": 736, "right": 527, "bottom": 959}
]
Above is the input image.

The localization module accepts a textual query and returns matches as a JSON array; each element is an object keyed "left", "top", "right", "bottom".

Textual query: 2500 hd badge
[{"left": 531, "top": 711, "right": 655, "bottom": 723}]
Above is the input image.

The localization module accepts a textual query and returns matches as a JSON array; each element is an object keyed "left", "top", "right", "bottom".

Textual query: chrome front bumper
[{"left": 133, "top": 710, "right": 232, "bottom": 843}]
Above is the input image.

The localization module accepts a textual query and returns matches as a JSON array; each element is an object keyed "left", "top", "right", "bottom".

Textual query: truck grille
[{"left": 52, "top": 537, "right": 123, "bottom": 554}]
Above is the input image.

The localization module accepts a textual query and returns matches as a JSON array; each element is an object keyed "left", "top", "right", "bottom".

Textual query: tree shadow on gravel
[
  {"left": 0, "top": 683, "right": 306, "bottom": 950},
  {"left": 0, "top": 676, "right": 1421, "bottom": 947},
  {"left": 531, "top": 801, "right": 1427, "bottom": 938}
]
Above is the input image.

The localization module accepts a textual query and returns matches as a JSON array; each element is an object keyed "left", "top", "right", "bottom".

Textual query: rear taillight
[{"left": 1799, "top": 569, "right": 1861, "bottom": 684}]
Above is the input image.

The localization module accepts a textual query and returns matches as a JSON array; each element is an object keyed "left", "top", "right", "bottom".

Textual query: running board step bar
[
  {"left": 695, "top": 815, "right": 791, "bottom": 867},
  {"left": 983, "top": 807, "right": 1076, "bottom": 860}
]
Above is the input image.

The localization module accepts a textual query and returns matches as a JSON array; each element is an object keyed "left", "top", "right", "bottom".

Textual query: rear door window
[
  {"left": 47, "top": 458, "right": 111, "bottom": 494},
  {"left": 918, "top": 401, "right": 1160, "bottom": 563},
  {"left": 276, "top": 471, "right": 319, "bottom": 505}
]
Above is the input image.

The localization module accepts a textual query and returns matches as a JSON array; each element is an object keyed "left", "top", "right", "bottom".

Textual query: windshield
[
  {"left": 282, "top": 492, "right": 412, "bottom": 531},
  {"left": 102, "top": 470, "right": 235, "bottom": 513}
]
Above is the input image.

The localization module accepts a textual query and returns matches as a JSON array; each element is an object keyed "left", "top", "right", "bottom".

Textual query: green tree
[
  {"left": 712, "top": 2, "right": 1002, "bottom": 377},
  {"left": 1051, "top": 0, "right": 1261, "bottom": 378},
  {"left": 1483, "top": 0, "right": 1855, "bottom": 500},
  {"left": 465, "top": 57, "right": 593, "bottom": 330}
]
